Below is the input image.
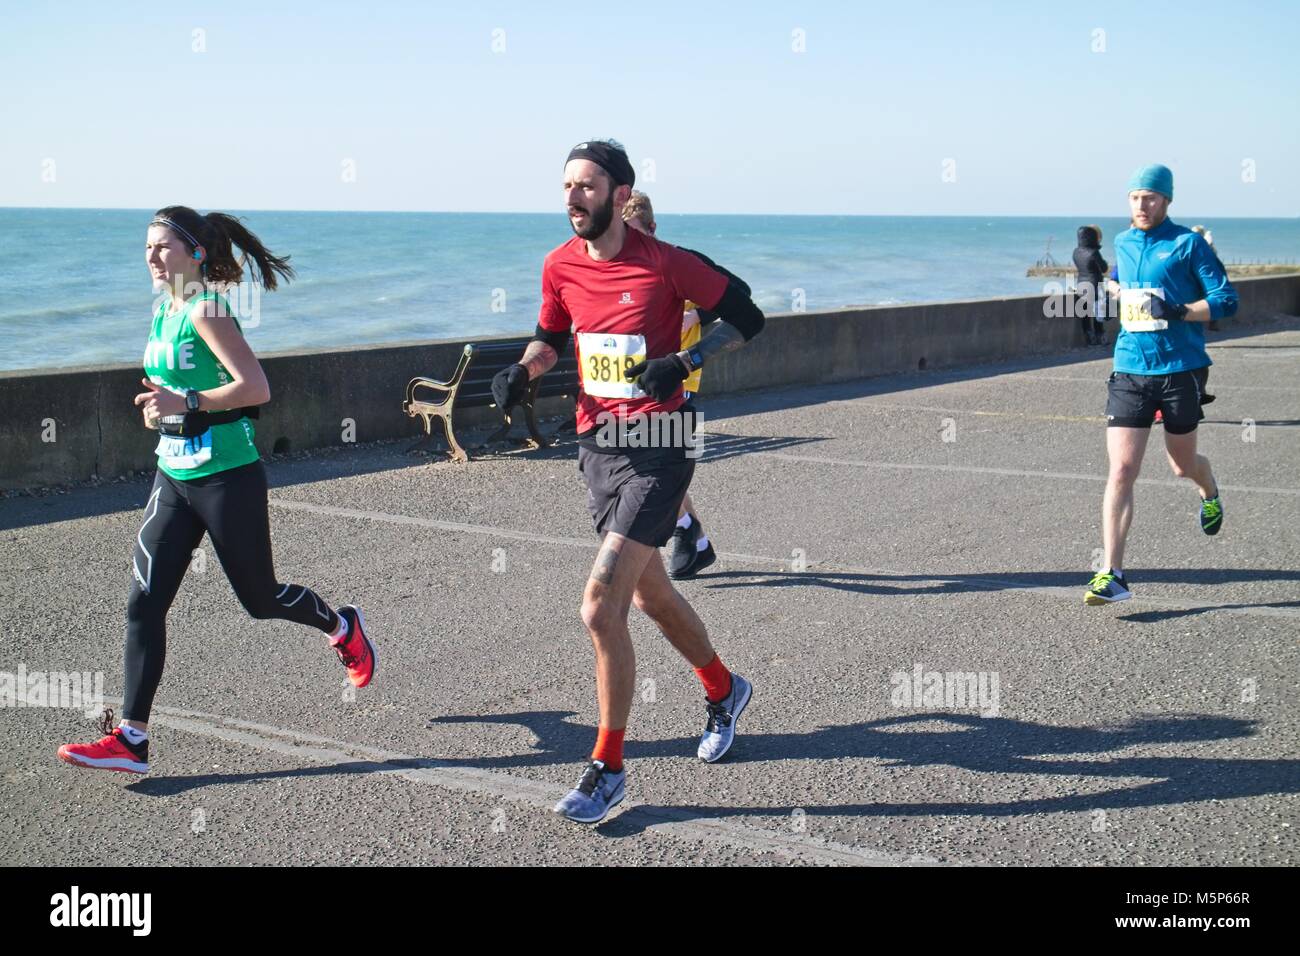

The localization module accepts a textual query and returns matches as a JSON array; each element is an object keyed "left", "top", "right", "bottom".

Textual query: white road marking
[
  {"left": 734, "top": 447, "right": 1300, "bottom": 497},
  {"left": 123, "top": 699, "right": 940, "bottom": 867},
  {"left": 268, "top": 499, "right": 1300, "bottom": 620}
]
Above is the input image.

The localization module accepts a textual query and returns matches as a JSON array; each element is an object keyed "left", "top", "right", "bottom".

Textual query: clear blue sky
[{"left": 2, "top": 0, "right": 1296, "bottom": 216}]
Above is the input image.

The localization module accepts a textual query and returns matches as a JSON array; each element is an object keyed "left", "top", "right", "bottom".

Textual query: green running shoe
[
  {"left": 1200, "top": 495, "right": 1224, "bottom": 536},
  {"left": 1084, "top": 570, "right": 1131, "bottom": 605}
]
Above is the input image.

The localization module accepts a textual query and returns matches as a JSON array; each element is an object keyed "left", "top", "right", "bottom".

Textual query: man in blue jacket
[{"left": 1085, "top": 164, "right": 1239, "bottom": 605}]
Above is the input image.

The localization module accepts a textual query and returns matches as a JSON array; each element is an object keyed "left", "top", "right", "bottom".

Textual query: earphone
[{"left": 192, "top": 250, "right": 203, "bottom": 260}]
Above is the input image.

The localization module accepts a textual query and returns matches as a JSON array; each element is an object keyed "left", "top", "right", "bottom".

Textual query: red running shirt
[{"left": 538, "top": 228, "right": 727, "bottom": 433}]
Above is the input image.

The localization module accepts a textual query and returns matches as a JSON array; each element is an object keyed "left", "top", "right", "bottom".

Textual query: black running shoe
[{"left": 668, "top": 516, "right": 716, "bottom": 579}]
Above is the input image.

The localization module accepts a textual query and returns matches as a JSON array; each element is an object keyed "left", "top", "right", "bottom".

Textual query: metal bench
[{"left": 402, "top": 337, "right": 579, "bottom": 462}]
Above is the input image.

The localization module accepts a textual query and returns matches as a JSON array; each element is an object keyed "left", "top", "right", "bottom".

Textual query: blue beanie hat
[{"left": 1127, "top": 163, "right": 1174, "bottom": 199}]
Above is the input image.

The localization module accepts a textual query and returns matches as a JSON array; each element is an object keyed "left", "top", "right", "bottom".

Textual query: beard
[{"left": 569, "top": 189, "right": 616, "bottom": 240}]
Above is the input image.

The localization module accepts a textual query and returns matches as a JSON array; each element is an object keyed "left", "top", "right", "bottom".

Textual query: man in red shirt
[{"left": 492, "top": 139, "right": 766, "bottom": 823}]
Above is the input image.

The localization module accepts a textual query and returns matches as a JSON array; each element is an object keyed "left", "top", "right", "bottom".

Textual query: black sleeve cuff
[
  {"left": 708, "top": 280, "right": 765, "bottom": 341},
  {"left": 532, "top": 324, "right": 570, "bottom": 353}
]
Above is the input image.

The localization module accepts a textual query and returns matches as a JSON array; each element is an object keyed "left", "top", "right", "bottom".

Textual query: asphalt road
[{"left": 3, "top": 317, "right": 1298, "bottom": 866}]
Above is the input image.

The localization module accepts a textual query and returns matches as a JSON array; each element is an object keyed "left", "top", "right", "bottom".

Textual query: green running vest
[{"left": 142, "top": 292, "right": 259, "bottom": 480}]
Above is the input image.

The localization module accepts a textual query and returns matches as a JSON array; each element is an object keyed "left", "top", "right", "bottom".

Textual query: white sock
[
  {"left": 1112, "top": 567, "right": 1123, "bottom": 578},
  {"left": 329, "top": 613, "right": 349, "bottom": 641},
  {"left": 119, "top": 723, "right": 148, "bottom": 744},
  {"left": 696, "top": 536, "right": 710, "bottom": 551},
  {"left": 676, "top": 513, "right": 692, "bottom": 530}
]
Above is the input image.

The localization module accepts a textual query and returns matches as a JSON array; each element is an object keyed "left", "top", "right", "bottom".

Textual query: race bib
[
  {"left": 577, "top": 332, "right": 647, "bottom": 399},
  {"left": 155, "top": 431, "right": 213, "bottom": 471},
  {"left": 1119, "top": 288, "right": 1169, "bottom": 332}
]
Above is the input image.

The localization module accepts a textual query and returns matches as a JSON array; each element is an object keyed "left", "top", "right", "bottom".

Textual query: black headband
[{"left": 566, "top": 142, "right": 635, "bottom": 188}]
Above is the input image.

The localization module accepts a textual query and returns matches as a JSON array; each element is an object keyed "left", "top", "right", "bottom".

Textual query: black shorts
[
  {"left": 577, "top": 444, "right": 694, "bottom": 547},
  {"left": 1106, "top": 368, "right": 1207, "bottom": 434}
]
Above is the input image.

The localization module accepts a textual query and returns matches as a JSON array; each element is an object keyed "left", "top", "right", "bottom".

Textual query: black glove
[
  {"left": 1147, "top": 295, "right": 1188, "bottom": 322},
  {"left": 626, "top": 354, "right": 689, "bottom": 402},
  {"left": 491, "top": 363, "right": 530, "bottom": 411}
]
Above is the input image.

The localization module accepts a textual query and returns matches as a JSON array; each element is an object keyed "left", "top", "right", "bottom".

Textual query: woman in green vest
[{"left": 58, "top": 207, "right": 376, "bottom": 775}]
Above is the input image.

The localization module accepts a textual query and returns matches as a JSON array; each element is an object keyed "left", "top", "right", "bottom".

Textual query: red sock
[
  {"left": 695, "top": 654, "right": 733, "bottom": 703},
  {"left": 591, "top": 726, "right": 625, "bottom": 773}
]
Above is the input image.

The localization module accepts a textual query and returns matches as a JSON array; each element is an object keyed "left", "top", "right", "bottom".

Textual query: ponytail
[
  {"left": 203, "top": 212, "right": 295, "bottom": 290},
  {"left": 151, "top": 205, "right": 295, "bottom": 291}
]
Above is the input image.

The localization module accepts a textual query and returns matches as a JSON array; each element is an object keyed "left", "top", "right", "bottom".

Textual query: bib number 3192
[
  {"left": 577, "top": 332, "right": 647, "bottom": 399},
  {"left": 1119, "top": 288, "right": 1169, "bottom": 332}
]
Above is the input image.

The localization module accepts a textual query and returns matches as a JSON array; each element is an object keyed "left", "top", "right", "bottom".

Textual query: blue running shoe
[
  {"left": 1084, "top": 570, "right": 1131, "bottom": 605},
  {"left": 553, "top": 760, "right": 625, "bottom": 824},
  {"left": 697, "top": 672, "right": 752, "bottom": 763},
  {"left": 1200, "top": 495, "right": 1223, "bottom": 536}
]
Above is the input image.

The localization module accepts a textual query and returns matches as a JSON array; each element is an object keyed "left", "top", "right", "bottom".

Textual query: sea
[{"left": 1, "top": 208, "right": 1296, "bottom": 372}]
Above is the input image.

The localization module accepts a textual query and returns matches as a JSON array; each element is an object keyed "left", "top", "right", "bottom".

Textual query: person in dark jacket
[{"left": 1073, "top": 224, "right": 1108, "bottom": 345}]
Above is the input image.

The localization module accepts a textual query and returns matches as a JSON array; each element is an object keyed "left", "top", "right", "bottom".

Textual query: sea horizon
[
  {"left": 3, "top": 208, "right": 1297, "bottom": 374},
  {"left": 4, "top": 204, "right": 1297, "bottom": 220}
]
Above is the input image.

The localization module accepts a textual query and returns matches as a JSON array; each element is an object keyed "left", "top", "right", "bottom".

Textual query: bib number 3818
[{"left": 577, "top": 332, "right": 647, "bottom": 399}]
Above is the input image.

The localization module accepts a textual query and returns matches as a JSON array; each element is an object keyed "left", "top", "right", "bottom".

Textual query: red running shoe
[
  {"left": 332, "top": 605, "right": 376, "bottom": 688},
  {"left": 1153, "top": 408, "right": 1164, "bottom": 425},
  {"left": 58, "top": 709, "right": 149, "bottom": 774}
]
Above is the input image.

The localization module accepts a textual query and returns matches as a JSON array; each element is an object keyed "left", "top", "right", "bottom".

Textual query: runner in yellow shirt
[{"left": 622, "top": 191, "right": 751, "bottom": 578}]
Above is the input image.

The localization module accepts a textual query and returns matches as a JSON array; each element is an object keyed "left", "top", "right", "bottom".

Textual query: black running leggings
[
  {"left": 124, "top": 459, "right": 339, "bottom": 721},
  {"left": 1077, "top": 289, "right": 1105, "bottom": 340}
]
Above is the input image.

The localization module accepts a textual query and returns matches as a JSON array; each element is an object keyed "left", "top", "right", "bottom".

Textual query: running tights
[{"left": 124, "top": 460, "right": 339, "bottom": 721}]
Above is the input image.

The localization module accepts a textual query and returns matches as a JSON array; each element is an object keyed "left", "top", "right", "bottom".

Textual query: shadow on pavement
[
  {"left": 1117, "top": 601, "right": 1300, "bottom": 623},
  {"left": 479, "top": 430, "right": 827, "bottom": 467},
  {"left": 699, "top": 567, "right": 1300, "bottom": 600},
  {"left": 126, "top": 711, "right": 1300, "bottom": 831},
  {"left": 601, "top": 711, "right": 1300, "bottom": 836}
]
